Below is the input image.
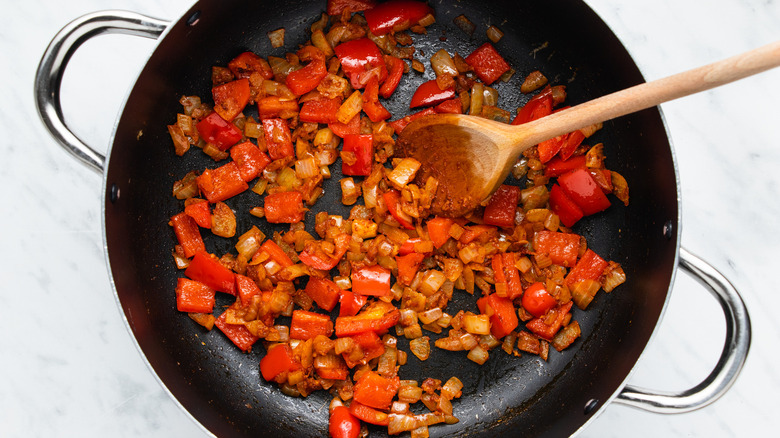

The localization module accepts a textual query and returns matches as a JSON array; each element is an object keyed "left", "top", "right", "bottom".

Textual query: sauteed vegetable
[{"left": 166, "top": 0, "right": 628, "bottom": 436}]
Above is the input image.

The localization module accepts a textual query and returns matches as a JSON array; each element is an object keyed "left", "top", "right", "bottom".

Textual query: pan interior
[{"left": 103, "top": 0, "right": 679, "bottom": 436}]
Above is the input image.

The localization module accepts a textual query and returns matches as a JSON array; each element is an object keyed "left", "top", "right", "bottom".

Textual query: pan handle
[
  {"left": 614, "top": 247, "right": 751, "bottom": 413},
  {"left": 34, "top": 11, "right": 169, "bottom": 173}
]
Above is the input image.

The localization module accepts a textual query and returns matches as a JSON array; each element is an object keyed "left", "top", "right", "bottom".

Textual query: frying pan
[{"left": 34, "top": 0, "right": 751, "bottom": 436}]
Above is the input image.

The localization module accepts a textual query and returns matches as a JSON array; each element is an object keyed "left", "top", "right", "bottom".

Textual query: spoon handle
[{"left": 515, "top": 40, "right": 780, "bottom": 148}]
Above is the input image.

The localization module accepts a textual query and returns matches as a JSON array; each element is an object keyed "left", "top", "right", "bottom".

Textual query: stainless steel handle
[
  {"left": 34, "top": 10, "right": 169, "bottom": 173},
  {"left": 615, "top": 247, "right": 751, "bottom": 413}
]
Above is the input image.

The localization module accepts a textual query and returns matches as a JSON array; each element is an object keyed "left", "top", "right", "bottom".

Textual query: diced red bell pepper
[
  {"left": 230, "top": 141, "right": 271, "bottom": 181},
  {"left": 549, "top": 183, "right": 585, "bottom": 228},
  {"left": 364, "top": 0, "right": 433, "bottom": 36},
  {"left": 290, "top": 310, "right": 334, "bottom": 340},
  {"left": 526, "top": 301, "right": 573, "bottom": 341},
  {"left": 559, "top": 130, "right": 585, "bottom": 161},
  {"left": 185, "top": 252, "right": 236, "bottom": 294},
  {"left": 338, "top": 289, "right": 368, "bottom": 317},
  {"left": 476, "top": 293, "right": 518, "bottom": 339},
  {"left": 521, "top": 282, "right": 557, "bottom": 318},
  {"left": 409, "top": 80, "right": 456, "bottom": 108},
  {"left": 426, "top": 217, "right": 454, "bottom": 248},
  {"left": 259, "top": 343, "right": 300, "bottom": 380},
  {"left": 557, "top": 168, "right": 611, "bottom": 216},
  {"left": 348, "top": 401, "right": 389, "bottom": 426},
  {"left": 235, "top": 274, "right": 262, "bottom": 306},
  {"left": 464, "top": 42, "right": 511, "bottom": 85},
  {"left": 175, "top": 278, "right": 216, "bottom": 313},
  {"left": 434, "top": 98, "right": 463, "bottom": 114},
  {"left": 170, "top": 212, "right": 206, "bottom": 258},
  {"left": 353, "top": 371, "right": 400, "bottom": 410},
  {"left": 329, "top": 405, "right": 361, "bottom": 438},
  {"left": 382, "top": 189, "right": 414, "bottom": 229},
  {"left": 305, "top": 277, "right": 341, "bottom": 312},
  {"left": 299, "top": 97, "right": 342, "bottom": 124},
  {"left": 228, "top": 51, "right": 273, "bottom": 80},
  {"left": 482, "top": 184, "right": 520, "bottom": 227},
  {"left": 388, "top": 107, "right": 436, "bottom": 133},
  {"left": 492, "top": 252, "right": 522, "bottom": 300},
  {"left": 262, "top": 118, "right": 295, "bottom": 160},
  {"left": 329, "top": 114, "right": 361, "bottom": 138},
  {"left": 334, "top": 38, "right": 388, "bottom": 89},
  {"left": 299, "top": 233, "right": 351, "bottom": 271},
  {"left": 215, "top": 310, "right": 259, "bottom": 352},
  {"left": 458, "top": 224, "right": 497, "bottom": 244},
  {"left": 351, "top": 265, "right": 392, "bottom": 296},
  {"left": 316, "top": 364, "right": 349, "bottom": 381},
  {"left": 544, "top": 155, "right": 587, "bottom": 178},
  {"left": 396, "top": 252, "right": 426, "bottom": 286},
  {"left": 184, "top": 199, "right": 211, "bottom": 229},
  {"left": 533, "top": 230, "right": 580, "bottom": 267},
  {"left": 342, "top": 134, "right": 374, "bottom": 176},
  {"left": 398, "top": 237, "right": 423, "bottom": 255},
  {"left": 263, "top": 191, "right": 305, "bottom": 224},
  {"left": 256, "top": 239, "right": 294, "bottom": 268},
  {"left": 379, "top": 55, "right": 404, "bottom": 98},
  {"left": 327, "top": 0, "right": 377, "bottom": 15},
  {"left": 197, "top": 112, "right": 243, "bottom": 151},
  {"left": 335, "top": 301, "right": 400, "bottom": 337},
  {"left": 362, "top": 76, "right": 391, "bottom": 122},
  {"left": 512, "top": 86, "right": 553, "bottom": 125},
  {"left": 196, "top": 162, "right": 249, "bottom": 203},
  {"left": 342, "top": 330, "right": 385, "bottom": 368},
  {"left": 212, "top": 78, "right": 251, "bottom": 122},
  {"left": 257, "top": 96, "right": 299, "bottom": 120},
  {"left": 537, "top": 134, "right": 567, "bottom": 164},
  {"left": 286, "top": 58, "right": 328, "bottom": 96},
  {"left": 565, "top": 249, "right": 608, "bottom": 287}
]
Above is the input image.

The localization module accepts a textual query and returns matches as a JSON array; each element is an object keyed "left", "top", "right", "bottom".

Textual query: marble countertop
[{"left": 3, "top": 0, "right": 779, "bottom": 436}]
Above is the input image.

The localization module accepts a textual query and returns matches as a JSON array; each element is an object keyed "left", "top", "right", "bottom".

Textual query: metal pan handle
[
  {"left": 615, "top": 247, "right": 751, "bottom": 413},
  {"left": 34, "top": 11, "right": 169, "bottom": 173}
]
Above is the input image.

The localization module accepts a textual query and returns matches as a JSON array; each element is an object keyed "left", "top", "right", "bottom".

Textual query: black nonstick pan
[{"left": 35, "top": 0, "right": 750, "bottom": 436}]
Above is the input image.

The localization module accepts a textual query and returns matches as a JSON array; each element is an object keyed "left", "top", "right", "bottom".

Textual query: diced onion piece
[
  {"left": 580, "top": 122, "right": 603, "bottom": 138},
  {"left": 586, "top": 143, "right": 606, "bottom": 169},
  {"left": 295, "top": 157, "right": 319, "bottom": 179},
  {"left": 352, "top": 218, "right": 378, "bottom": 239},
  {"left": 482, "top": 87, "right": 499, "bottom": 107},
  {"left": 172, "top": 171, "right": 199, "bottom": 200},
  {"left": 340, "top": 177, "right": 361, "bottom": 205},
  {"left": 411, "top": 59, "right": 425, "bottom": 73},
  {"left": 610, "top": 171, "right": 630, "bottom": 206},
  {"left": 453, "top": 14, "right": 475, "bottom": 36},
  {"left": 467, "top": 345, "right": 489, "bottom": 365},
  {"left": 336, "top": 90, "right": 363, "bottom": 124},
  {"left": 418, "top": 270, "right": 446, "bottom": 296},
  {"left": 388, "top": 158, "right": 421, "bottom": 190},
  {"left": 602, "top": 262, "right": 627, "bottom": 292},
  {"left": 500, "top": 67, "right": 516, "bottom": 83},
  {"left": 235, "top": 225, "right": 266, "bottom": 260},
  {"left": 168, "top": 124, "right": 190, "bottom": 156},
  {"left": 244, "top": 119, "right": 263, "bottom": 138},
  {"left": 310, "top": 29, "right": 334, "bottom": 58},
  {"left": 462, "top": 314, "right": 491, "bottom": 335},
  {"left": 267, "top": 28, "right": 285, "bottom": 48},
  {"left": 188, "top": 313, "right": 215, "bottom": 330},
  {"left": 458, "top": 332, "right": 478, "bottom": 350},
  {"left": 388, "top": 414, "right": 418, "bottom": 435},
  {"left": 440, "top": 377, "right": 463, "bottom": 400},
  {"left": 430, "top": 49, "right": 458, "bottom": 78},
  {"left": 469, "top": 82, "right": 484, "bottom": 116},
  {"left": 552, "top": 321, "right": 581, "bottom": 352},
  {"left": 479, "top": 334, "right": 501, "bottom": 349},
  {"left": 409, "top": 337, "right": 431, "bottom": 361},
  {"left": 418, "top": 13, "right": 436, "bottom": 27},
  {"left": 521, "top": 70, "right": 548, "bottom": 94},
  {"left": 211, "top": 202, "right": 237, "bottom": 238},
  {"left": 486, "top": 25, "right": 504, "bottom": 43},
  {"left": 277, "top": 167, "right": 301, "bottom": 190},
  {"left": 418, "top": 308, "right": 443, "bottom": 325},
  {"left": 571, "top": 279, "right": 601, "bottom": 309},
  {"left": 398, "top": 382, "right": 423, "bottom": 403}
]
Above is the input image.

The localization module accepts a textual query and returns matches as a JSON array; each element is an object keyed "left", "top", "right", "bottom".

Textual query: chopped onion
[
  {"left": 340, "top": 178, "right": 361, "bottom": 205},
  {"left": 469, "top": 82, "right": 484, "bottom": 116},
  {"left": 295, "top": 157, "right": 319, "bottom": 179},
  {"left": 267, "top": 28, "right": 285, "bottom": 48},
  {"left": 467, "top": 345, "right": 489, "bottom": 365},
  {"left": 571, "top": 279, "right": 601, "bottom": 309},
  {"left": 486, "top": 25, "right": 504, "bottom": 43},
  {"left": 430, "top": 49, "right": 458, "bottom": 78},
  {"left": 521, "top": 70, "right": 548, "bottom": 94},
  {"left": 387, "top": 158, "right": 421, "bottom": 190},
  {"left": 336, "top": 90, "right": 363, "bottom": 124},
  {"left": 418, "top": 270, "right": 446, "bottom": 296},
  {"left": 463, "top": 314, "right": 491, "bottom": 335},
  {"left": 453, "top": 14, "right": 475, "bottom": 37},
  {"left": 409, "top": 337, "right": 431, "bottom": 361},
  {"left": 235, "top": 226, "right": 266, "bottom": 260},
  {"left": 418, "top": 13, "right": 436, "bottom": 27}
]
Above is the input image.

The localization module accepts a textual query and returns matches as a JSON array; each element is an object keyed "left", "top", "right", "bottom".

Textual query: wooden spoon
[{"left": 397, "top": 40, "right": 780, "bottom": 217}]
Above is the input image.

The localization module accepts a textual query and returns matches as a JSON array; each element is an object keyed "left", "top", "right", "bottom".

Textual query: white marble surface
[{"left": 3, "top": 0, "right": 779, "bottom": 436}]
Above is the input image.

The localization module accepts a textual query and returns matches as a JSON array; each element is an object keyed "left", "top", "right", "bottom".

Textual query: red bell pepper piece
[
  {"left": 364, "top": 0, "right": 433, "bottom": 36},
  {"left": 290, "top": 310, "right": 334, "bottom": 340},
  {"left": 351, "top": 265, "right": 392, "bottom": 296},
  {"left": 526, "top": 301, "right": 573, "bottom": 341},
  {"left": 521, "top": 282, "right": 557, "bottom": 318},
  {"left": 235, "top": 274, "right": 262, "bottom": 306},
  {"left": 170, "top": 212, "right": 206, "bottom": 258},
  {"left": 184, "top": 199, "right": 211, "bottom": 229},
  {"left": 262, "top": 118, "right": 294, "bottom": 160},
  {"left": 342, "top": 330, "right": 385, "bottom": 368},
  {"left": 458, "top": 224, "right": 497, "bottom": 244},
  {"left": 544, "top": 154, "right": 587, "bottom": 178},
  {"left": 285, "top": 58, "right": 328, "bottom": 96},
  {"left": 334, "top": 38, "right": 388, "bottom": 89},
  {"left": 396, "top": 252, "right": 426, "bottom": 286},
  {"left": 362, "top": 76, "right": 391, "bottom": 122},
  {"left": 379, "top": 55, "right": 404, "bottom": 98},
  {"left": 257, "top": 96, "right": 299, "bottom": 120},
  {"left": 175, "top": 278, "right": 216, "bottom": 313},
  {"left": 476, "top": 293, "right": 518, "bottom": 339},
  {"left": 353, "top": 371, "right": 400, "bottom": 410},
  {"left": 549, "top": 183, "right": 585, "bottom": 228},
  {"left": 230, "top": 141, "right": 271, "bottom": 181},
  {"left": 382, "top": 189, "right": 414, "bottom": 229},
  {"left": 557, "top": 168, "right": 611, "bottom": 216},
  {"left": 329, "top": 113, "right": 361, "bottom": 138},
  {"left": 512, "top": 86, "right": 553, "bottom": 125},
  {"left": 409, "top": 80, "right": 456, "bottom": 108},
  {"left": 263, "top": 191, "right": 305, "bottom": 224},
  {"left": 316, "top": 364, "right": 349, "bottom": 380},
  {"left": 259, "top": 344, "right": 300, "bottom": 380},
  {"left": 257, "top": 239, "right": 294, "bottom": 268},
  {"left": 533, "top": 230, "right": 580, "bottom": 268},
  {"left": 335, "top": 301, "right": 400, "bottom": 337},
  {"left": 559, "top": 130, "right": 586, "bottom": 161},
  {"left": 426, "top": 217, "right": 454, "bottom": 248},
  {"left": 398, "top": 237, "right": 423, "bottom": 255},
  {"left": 196, "top": 162, "right": 249, "bottom": 203},
  {"left": 464, "top": 42, "right": 511, "bottom": 85},
  {"left": 327, "top": 0, "right": 377, "bottom": 15},
  {"left": 341, "top": 134, "right": 374, "bottom": 176},
  {"left": 196, "top": 112, "right": 243, "bottom": 151},
  {"left": 338, "top": 289, "right": 368, "bottom": 317},
  {"left": 388, "top": 107, "right": 436, "bottom": 133},
  {"left": 537, "top": 134, "right": 567, "bottom": 163},
  {"left": 299, "top": 233, "right": 351, "bottom": 271},
  {"left": 348, "top": 401, "right": 389, "bottom": 426},
  {"left": 434, "top": 98, "right": 463, "bottom": 114},
  {"left": 299, "top": 97, "right": 342, "bottom": 124},
  {"left": 185, "top": 252, "right": 236, "bottom": 295},
  {"left": 305, "top": 277, "right": 341, "bottom": 312},
  {"left": 565, "top": 249, "right": 608, "bottom": 287},
  {"left": 215, "top": 310, "right": 259, "bottom": 352},
  {"left": 329, "top": 405, "right": 361, "bottom": 438},
  {"left": 212, "top": 78, "right": 251, "bottom": 122},
  {"left": 492, "top": 253, "right": 522, "bottom": 300},
  {"left": 228, "top": 51, "right": 273, "bottom": 80},
  {"left": 482, "top": 184, "right": 520, "bottom": 227}
]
